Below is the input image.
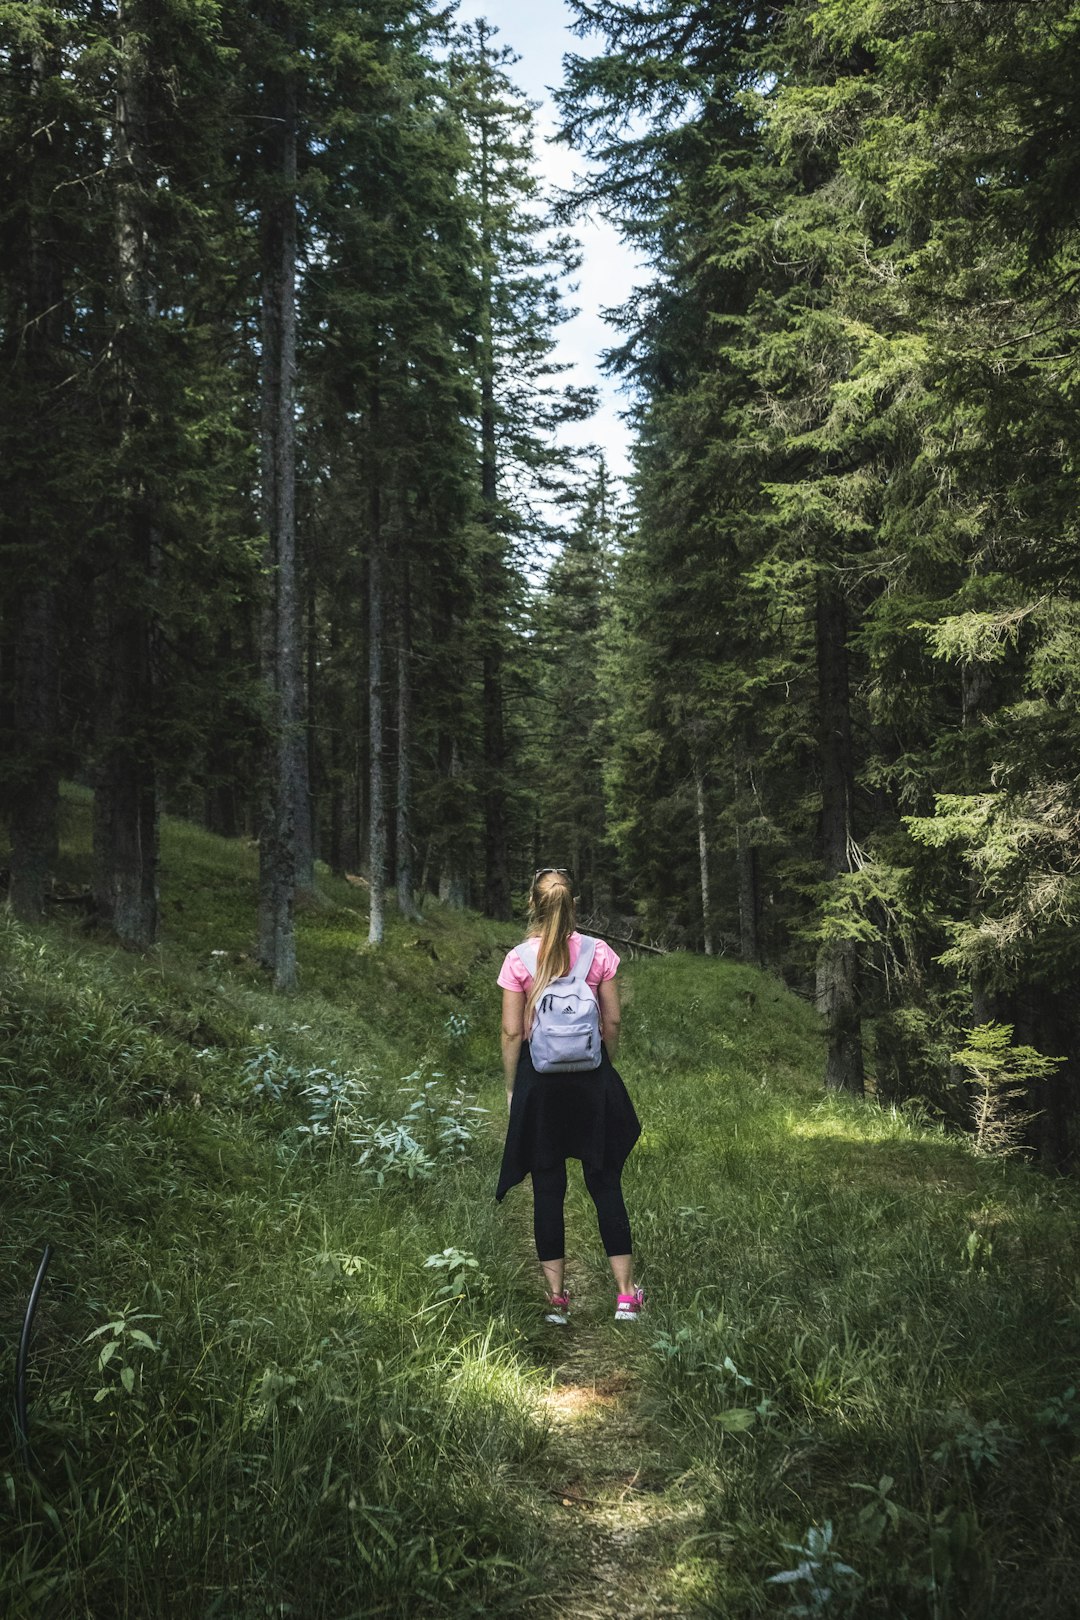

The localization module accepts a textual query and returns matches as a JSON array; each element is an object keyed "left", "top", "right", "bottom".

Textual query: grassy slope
[{"left": 2, "top": 793, "right": 1079, "bottom": 1618}]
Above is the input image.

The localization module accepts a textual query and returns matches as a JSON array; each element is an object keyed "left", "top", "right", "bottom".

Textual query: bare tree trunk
[
  {"left": 476, "top": 75, "right": 511, "bottom": 922},
  {"left": 354, "top": 734, "right": 364, "bottom": 871},
  {"left": 257, "top": 32, "right": 299, "bottom": 990},
  {"left": 1014, "top": 987, "right": 1071, "bottom": 1170},
  {"left": 327, "top": 610, "right": 347, "bottom": 877},
  {"left": 94, "top": 0, "right": 159, "bottom": 950},
  {"left": 7, "top": 35, "right": 62, "bottom": 921},
  {"left": 733, "top": 725, "right": 761, "bottom": 964},
  {"left": 434, "top": 571, "right": 469, "bottom": 907},
  {"left": 815, "top": 573, "right": 863, "bottom": 1094},
  {"left": 439, "top": 736, "right": 468, "bottom": 908},
  {"left": 368, "top": 481, "right": 386, "bottom": 945},
  {"left": 203, "top": 630, "right": 242, "bottom": 837},
  {"left": 694, "top": 757, "right": 713, "bottom": 956},
  {"left": 482, "top": 650, "right": 511, "bottom": 916},
  {"left": 294, "top": 571, "right": 316, "bottom": 892},
  {"left": 396, "top": 560, "right": 419, "bottom": 919},
  {"left": 328, "top": 771, "right": 345, "bottom": 877},
  {"left": 9, "top": 589, "right": 59, "bottom": 922}
]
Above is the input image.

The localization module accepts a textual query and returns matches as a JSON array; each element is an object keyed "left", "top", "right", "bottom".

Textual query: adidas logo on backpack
[{"left": 517, "top": 936, "right": 602, "bottom": 1074}]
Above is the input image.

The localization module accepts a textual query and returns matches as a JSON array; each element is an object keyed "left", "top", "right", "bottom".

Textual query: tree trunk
[
  {"left": 433, "top": 569, "right": 469, "bottom": 907},
  {"left": 815, "top": 573, "right": 863, "bottom": 1094},
  {"left": 693, "top": 756, "right": 713, "bottom": 956},
  {"left": 7, "top": 35, "right": 62, "bottom": 921},
  {"left": 326, "top": 610, "right": 347, "bottom": 877},
  {"left": 482, "top": 624, "right": 510, "bottom": 918},
  {"left": 733, "top": 727, "right": 762, "bottom": 965},
  {"left": 294, "top": 571, "right": 316, "bottom": 892},
  {"left": 354, "top": 734, "right": 365, "bottom": 872},
  {"left": 257, "top": 34, "right": 299, "bottom": 990},
  {"left": 477, "top": 94, "right": 511, "bottom": 922},
  {"left": 9, "top": 587, "right": 59, "bottom": 923},
  {"left": 1013, "top": 987, "right": 1071, "bottom": 1171},
  {"left": 94, "top": 1, "right": 159, "bottom": 950},
  {"left": 396, "top": 561, "right": 419, "bottom": 919},
  {"left": 367, "top": 485, "right": 386, "bottom": 946},
  {"left": 328, "top": 770, "right": 346, "bottom": 877},
  {"left": 439, "top": 735, "right": 468, "bottom": 908}
]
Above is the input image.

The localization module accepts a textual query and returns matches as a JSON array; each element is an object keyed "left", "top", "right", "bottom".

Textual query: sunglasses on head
[{"left": 534, "top": 867, "right": 571, "bottom": 881}]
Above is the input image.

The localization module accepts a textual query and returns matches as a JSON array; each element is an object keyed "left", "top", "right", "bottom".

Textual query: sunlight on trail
[
  {"left": 527, "top": 1270, "right": 710, "bottom": 1617},
  {"left": 544, "top": 1370, "right": 631, "bottom": 1424}
]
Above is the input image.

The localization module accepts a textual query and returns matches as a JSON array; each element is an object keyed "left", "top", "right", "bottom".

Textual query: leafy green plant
[
  {"left": 766, "top": 1522, "right": 860, "bottom": 1615},
  {"left": 424, "top": 1248, "right": 488, "bottom": 1300},
  {"left": 849, "top": 1474, "right": 904, "bottom": 1549},
  {"left": 355, "top": 1118, "right": 435, "bottom": 1184},
  {"left": 297, "top": 1068, "right": 368, "bottom": 1144},
  {"left": 242, "top": 1043, "right": 305, "bottom": 1103},
  {"left": 1035, "top": 1385, "right": 1079, "bottom": 1445},
  {"left": 395, "top": 1074, "right": 489, "bottom": 1160},
  {"left": 932, "top": 1407, "right": 1017, "bottom": 1473},
  {"left": 84, "top": 1307, "right": 160, "bottom": 1401}
]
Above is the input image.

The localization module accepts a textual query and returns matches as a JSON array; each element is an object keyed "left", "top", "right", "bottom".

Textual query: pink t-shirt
[{"left": 497, "top": 931, "right": 620, "bottom": 996}]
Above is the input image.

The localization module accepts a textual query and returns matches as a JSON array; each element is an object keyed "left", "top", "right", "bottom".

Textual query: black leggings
[{"left": 531, "top": 1161, "right": 632, "bottom": 1263}]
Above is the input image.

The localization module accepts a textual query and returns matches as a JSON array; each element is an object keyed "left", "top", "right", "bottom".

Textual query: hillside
[{"left": 3, "top": 797, "right": 1080, "bottom": 1618}]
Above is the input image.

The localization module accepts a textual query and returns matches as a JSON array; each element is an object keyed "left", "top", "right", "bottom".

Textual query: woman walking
[{"left": 495, "top": 868, "right": 643, "bottom": 1324}]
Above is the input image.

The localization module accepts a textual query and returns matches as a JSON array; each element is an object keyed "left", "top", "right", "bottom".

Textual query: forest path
[{"left": 504, "top": 1192, "right": 707, "bottom": 1619}]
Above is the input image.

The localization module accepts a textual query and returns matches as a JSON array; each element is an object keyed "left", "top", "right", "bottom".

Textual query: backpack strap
[
  {"left": 514, "top": 935, "right": 597, "bottom": 983},
  {"left": 571, "top": 935, "right": 598, "bottom": 984}
]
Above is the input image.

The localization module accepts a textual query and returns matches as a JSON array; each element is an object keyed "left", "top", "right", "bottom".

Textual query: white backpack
[{"left": 517, "top": 935, "right": 602, "bottom": 1073}]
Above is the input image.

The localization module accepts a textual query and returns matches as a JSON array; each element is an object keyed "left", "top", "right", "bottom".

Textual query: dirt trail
[{"left": 521, "top": 1246, "right": 708, "bottom": 1618}]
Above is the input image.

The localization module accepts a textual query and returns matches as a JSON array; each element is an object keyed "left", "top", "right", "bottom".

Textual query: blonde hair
[{"left": 524, "top": 870, "right": 576, "bottom": 1033}]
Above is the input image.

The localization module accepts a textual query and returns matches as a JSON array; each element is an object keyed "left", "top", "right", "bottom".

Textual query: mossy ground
[{"left": 3, "top": 792, "right": 1079, "bottom": 1617}]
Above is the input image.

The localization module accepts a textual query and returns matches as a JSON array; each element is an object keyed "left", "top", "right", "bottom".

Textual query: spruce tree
[{"left": 450, "top": 19, "right": 594, "bottom": 919}]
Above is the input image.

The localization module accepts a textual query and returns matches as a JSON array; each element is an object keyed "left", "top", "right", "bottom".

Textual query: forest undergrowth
[{"left": 2, "top": 791, "right": 1080, "bottom": 1618}]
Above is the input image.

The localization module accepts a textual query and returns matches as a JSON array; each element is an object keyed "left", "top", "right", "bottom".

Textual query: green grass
[
  {"left": 596, "top": 959, "right": 1080, "bottom": 1615},
  {"left": 3, "top": 793, "right": 1080, "bottom": 1617}
]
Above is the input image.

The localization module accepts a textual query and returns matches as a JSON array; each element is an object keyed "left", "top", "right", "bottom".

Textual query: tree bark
[
  {"left": 257, "top": 30, "right": 299, "bottom": 990},
  {"left": 693, "top": 756, "right": 713, "bottom": 956},
  {"left": 395, "top": 560, "right": 419, "bottom": 919},
  {"left": 294, "top": 570, "right": 316, "bottom": 892},
  {"left": 94, "top": 0, "right": 159, "bottom": 950},
  {"left": 7, "top": 37, "right": 62, "bottom": 921},
  {"left": 326, "top": 609, "right": 347, "bottom": 877},
  {"left": 203, "top": 629, "right": 243, "bottom": 837},
  {"left": 438, "top": 735, "right": 468, "bottom": 908},
  {"left": 1013, "top": 986, "right": 1072, "bottom": 1171},
  {"left": 733, "top": 725, "right": 762, "bottom": 965},
  {"left": 367, "top": 482, "right": 386, "bottom": 946},
  {"left": 814, "top": 573, "right": 864, "bottom": 1094},
  {"left": 482, "top": 622, "right": 510, "bottom": 919},
  {"left": 477, "top": 72, "right": 511, "bottom": 922},
  {"left": 9, "top": 589, "right": 59, "bottom": 923}
]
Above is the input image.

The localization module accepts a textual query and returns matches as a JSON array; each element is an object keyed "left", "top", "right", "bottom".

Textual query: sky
[{"left": 451, "top": 0, "right": 643, "bottom": 487}]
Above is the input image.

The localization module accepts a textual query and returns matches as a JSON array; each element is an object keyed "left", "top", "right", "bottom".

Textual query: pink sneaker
[
  {"left": 615, "top": 1287, "right": 644, "bottom": 1322},
  {"left": 544, "top": 1291, "right": 570, "bottom": 1326}
]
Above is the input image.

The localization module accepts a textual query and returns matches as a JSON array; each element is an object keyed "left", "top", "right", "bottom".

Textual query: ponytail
[{"left": 524, "top": 871, "right": 576, "bottom": 1033}]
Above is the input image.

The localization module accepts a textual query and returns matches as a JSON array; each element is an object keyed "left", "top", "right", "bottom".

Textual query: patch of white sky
[{"left": 451, "top": 0, "right": 646, "bottom": 494}]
